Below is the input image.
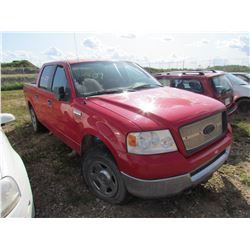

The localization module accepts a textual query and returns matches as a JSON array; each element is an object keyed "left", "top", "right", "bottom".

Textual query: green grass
[
  {"left": 2, "top": 73, "right": 36, "bottom": 79},
  {"left": 1, "top": 89, "right": 250, "bottom": 188},
  {"left": 1, "top": 60, "right": 38, "bottom": 68},
  {"left": 239, "top": 173, "right": 250, "bottom": 186},
  {"left": 1, "top": 72, "right": 37, "bottom": 91},
  {"left": 1, "top": 67, "right": 38, "bottom": 74},
  {"left": 1, "top": 73, "right": 37, "bottom": 84},
  {"left": 1, "top": 89, "right": 30, "bottom": 129},
  {"left": 1, "top": 88, "right": 250, "bottom": 217},
  {"left": 231, "top": 115, "right": 250, "bottom": 142},
  {"left": 1, "top": 82, "right": 24, "bottom": 91},
  {"left": 144, "top": 65, "right": 250, "bottom": 74}
]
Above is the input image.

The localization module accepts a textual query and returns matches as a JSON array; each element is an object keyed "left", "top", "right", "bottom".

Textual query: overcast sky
[{"left": 1, "top": 32, "right": 249, "bottom": 68}]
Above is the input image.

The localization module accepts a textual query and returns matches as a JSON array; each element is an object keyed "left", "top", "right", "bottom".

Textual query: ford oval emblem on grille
[{"left": 203, "top": 124, "right": 215, "bottom": 135}]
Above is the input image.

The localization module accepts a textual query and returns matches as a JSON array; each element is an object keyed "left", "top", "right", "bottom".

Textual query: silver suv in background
[
  {"left": 225, "top": 73, "right": 250, "bottom": 113},
  {"left": 230, "top": 72, "right": 250, "bottom": 84}
]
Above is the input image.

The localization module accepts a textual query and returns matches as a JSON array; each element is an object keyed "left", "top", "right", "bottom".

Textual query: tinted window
[
  {"left": 171, "top": 79, "right": 203, "bottom": 93},
  {"left": 39, "top": 65, "right": 55, "bottom": 89},
  {"left": 52, "top": 66, "right": 70, "bottom": 99},
  {"left": 158, "top": 78, "right": 171, "bottom": 86},
  {"left": 211, "top": 75, "right": 232, "bottom": 94}
]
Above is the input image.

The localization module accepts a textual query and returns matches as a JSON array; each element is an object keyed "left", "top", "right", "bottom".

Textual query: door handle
[
  {"left": 73, "top": 109, "right": 82, "bottom": 117},
  {"left": 48, "top": 99, "right": 52, "bottom": 107},
  {"left": 34, "top": 94, "right": 39, "bottom": 100}
]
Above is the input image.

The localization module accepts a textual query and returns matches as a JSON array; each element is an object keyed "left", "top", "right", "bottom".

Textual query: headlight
[
  {"left": 127, "top": 129, "right": 177, "bottom": 155},
  {"left": 0, "top": 176, "right": 21, "bottom": 217}
]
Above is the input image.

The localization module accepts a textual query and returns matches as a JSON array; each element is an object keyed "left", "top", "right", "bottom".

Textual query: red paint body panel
[
  {"left": 24, "top": 61, "right": 233, "bottom": 180},
  {"left": 154, "top": 72, "right": 237, "bottom": 115}
]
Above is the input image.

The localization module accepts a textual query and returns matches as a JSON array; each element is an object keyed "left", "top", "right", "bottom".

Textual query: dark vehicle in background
[
  {"left": 225, "top": 73, "right": 250, "bottom": 113},
  {"left": 230, "top": 72, "right": 250, "bottom": 84},
  {"left": 154, "top": 70, "right": 237, "bottom": 115}
]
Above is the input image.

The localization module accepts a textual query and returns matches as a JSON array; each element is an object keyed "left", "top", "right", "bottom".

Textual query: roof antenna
[{"left": 74, "top": 33, "right": 79, "bottom": 61}]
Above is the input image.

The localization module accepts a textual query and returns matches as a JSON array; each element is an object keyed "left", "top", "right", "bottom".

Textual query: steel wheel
[
  {"left": 87, "top": 161, "right": 118, "bottom": 198},
  {"left": 82, "top": 145, "right": 129, "bottom": 204},
  {"left": 29, "top": 107, "right": 46, "bottom": 132},
  {"left": 30, "top": 108, "right": 37, "bottom": 131}
]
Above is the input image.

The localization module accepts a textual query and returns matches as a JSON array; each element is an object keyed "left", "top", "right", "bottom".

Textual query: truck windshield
[
  {"left": 70, "top": 61, "right": 161, "bottom": 97},
  {"left": 211, "top": 75, "right": 232, "bottom": 95}
]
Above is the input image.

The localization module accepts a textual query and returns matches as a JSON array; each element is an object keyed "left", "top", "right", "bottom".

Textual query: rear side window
[
  {"left": 157, "top": 78, "right": 171, "bottom": 86},
  {"left": 39, "top": 65, "right": 56, "bottom": 90},
  {"left": 171, "top": 79, "right": 203, "bottom": 93}
]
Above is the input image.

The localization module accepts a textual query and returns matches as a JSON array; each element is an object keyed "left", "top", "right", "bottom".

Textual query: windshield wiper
[
  {"left": 85, "top": 88, "right": 133, "bottom": 97},
  {"left": 85, "top": 84, "right": 162, "bottom": 97}
]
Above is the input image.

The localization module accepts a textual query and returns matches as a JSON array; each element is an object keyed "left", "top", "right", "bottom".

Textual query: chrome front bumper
[{"left": 121, "top": 146, "right": 231, "bottom": 199}]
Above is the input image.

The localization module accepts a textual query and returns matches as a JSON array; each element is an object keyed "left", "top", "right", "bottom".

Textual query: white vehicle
[
  {"left": 230, "top": 72, "right": 250, "bottom": 84},
  {"left": 0, "top": 113, "right": 34, "bottom": 217},
  {"left": 225, "top": 73, "right": 250, "bottom": 113}
]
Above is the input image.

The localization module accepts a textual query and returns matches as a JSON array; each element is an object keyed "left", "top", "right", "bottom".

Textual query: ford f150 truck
[{"left": 24, "top": 60, "right": 232, "bottom": 204}]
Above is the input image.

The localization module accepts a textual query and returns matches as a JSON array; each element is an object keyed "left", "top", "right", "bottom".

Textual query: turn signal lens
[{"left": 127, "top": 134, "right": 137, "bottom": 147}]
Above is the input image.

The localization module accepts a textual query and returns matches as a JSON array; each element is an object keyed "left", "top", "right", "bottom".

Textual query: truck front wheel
[{"left": 82, "top": 145, "right": 129, "bottom": 204}]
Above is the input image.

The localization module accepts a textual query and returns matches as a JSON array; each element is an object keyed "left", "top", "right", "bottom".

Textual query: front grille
[{"left": 180, "top": 112, "right": 224, "bottom": 153}]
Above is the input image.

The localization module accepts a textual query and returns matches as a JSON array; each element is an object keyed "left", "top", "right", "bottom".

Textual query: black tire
[
  {"left": 237, "top": 98, "right": 250, "bottom": 113},
  {"left": 82, "top": 145, "right": 129, "bottom": 204},
  {"left": 29, "top": 106, "right": 46, "bottom": 132}
]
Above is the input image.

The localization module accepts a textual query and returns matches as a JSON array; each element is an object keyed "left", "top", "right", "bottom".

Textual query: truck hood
[{"left": 87, "top": 87, "right": 225, "bottom": 130}]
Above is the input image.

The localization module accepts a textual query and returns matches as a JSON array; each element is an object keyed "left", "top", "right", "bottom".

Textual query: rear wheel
[
  {"left": 29, "top": 106, "right": 46, "bottom": 132},
  {"left": 237, "top": 98, "right": 250, "bottom": 113},
  {"left": 82, "top": 145, "right": 129, "bottom": 204}
]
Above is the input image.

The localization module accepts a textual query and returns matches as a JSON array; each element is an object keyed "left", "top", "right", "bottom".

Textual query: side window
[
  {"left": 237, "top": 75, "right": 247, "bottom": 82},
  {"left": 171, "top": 79, "right": 203, "bottom": 93},
  {"left": 52, "top": 66, "right": 70, "bottom": 100},
  {"left": 157, "top": 78, "right": 171, "bottom": 86},
  {"left": 39, "top": 65, "right": 56, "bottom": 90}
]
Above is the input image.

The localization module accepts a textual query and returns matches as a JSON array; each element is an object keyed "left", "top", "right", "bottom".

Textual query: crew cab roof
[{"left": 42, "top": 59, "right": 128, "bottom": 66}]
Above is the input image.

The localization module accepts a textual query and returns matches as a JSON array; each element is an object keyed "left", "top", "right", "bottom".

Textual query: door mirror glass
[
  {"left": 52, "top": 66, "right": 70, "bottom": 101},
  {"left": 54, "top": 86, "right": 65, "bottom": 101}
]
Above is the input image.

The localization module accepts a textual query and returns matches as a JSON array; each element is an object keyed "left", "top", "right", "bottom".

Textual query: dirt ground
[{"left": 1, "top": 90, "right": 250, "bottom": 217}]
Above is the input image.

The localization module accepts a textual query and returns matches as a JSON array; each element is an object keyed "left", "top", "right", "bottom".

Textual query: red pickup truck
[{"left": 24, "top": 60, "right": 232, "bottom": 204}]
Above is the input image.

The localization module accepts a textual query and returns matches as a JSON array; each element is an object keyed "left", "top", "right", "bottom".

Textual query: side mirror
[
  {"left": 0, "top": 113, "right": 16, "bottom": 126},
  {"left": 55, "top": 86, "right": 65, "bottom": 101}
]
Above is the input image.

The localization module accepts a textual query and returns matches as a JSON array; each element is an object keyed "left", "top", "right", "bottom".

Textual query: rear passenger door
[{"left": 36, "top": 65, "right": 56, "bottom": 127}]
